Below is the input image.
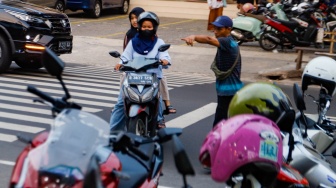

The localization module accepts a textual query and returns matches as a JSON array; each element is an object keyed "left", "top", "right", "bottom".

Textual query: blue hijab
[{"left": 132, "top": 33, "right": 158, "bottom": 55}]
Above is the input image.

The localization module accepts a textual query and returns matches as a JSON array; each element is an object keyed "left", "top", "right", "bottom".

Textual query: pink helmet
[
  {"left": 199, "top": 114, "right": 282, "bottom": 186},
  {"left": 242, "top": 3, "right": 255, "bottom": 13}
]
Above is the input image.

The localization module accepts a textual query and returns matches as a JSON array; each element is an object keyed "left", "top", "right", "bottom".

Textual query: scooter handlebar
[{"left": 27, "top": 85, "right": 56, "bottom": 106}]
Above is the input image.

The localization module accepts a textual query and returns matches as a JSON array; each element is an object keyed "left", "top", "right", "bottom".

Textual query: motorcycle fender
[
  {"left": 233, "top": 16, "right": 262, "bottom": 34},
  {"left": 129, "top": 104, "right": 149, "bottom": 117}
]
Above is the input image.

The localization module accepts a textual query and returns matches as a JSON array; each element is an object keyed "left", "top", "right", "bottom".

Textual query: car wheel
[
  {"left": 0, "top": 35, "right": 12, "bottom": 74},
  {"left": 119, "top": 0, "right": 129, "bottom": 14},
  {"left": 55, "top": 0, "right": 65, "bottom": 12},
  {"left": 15, "top": 59, "right": 43, "bottom": 69},
  {"left": 86, "top": 0, "right": 101, "bottom": 18}
]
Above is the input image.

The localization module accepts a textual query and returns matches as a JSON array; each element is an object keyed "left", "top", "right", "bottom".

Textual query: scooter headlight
[
  {"left": 141, "top": 87, "right": 155, "bottom": 103},
  {"left": 124, "top": 86, "right": 140, "bottom": 102}
]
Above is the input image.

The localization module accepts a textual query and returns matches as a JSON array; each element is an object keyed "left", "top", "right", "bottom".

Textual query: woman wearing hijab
[
  {"left": 121, "top": 7, "right": 176, "bottom": 114},
  {"left": 123, "top": 7, "right": 145, "bottom": 50},
  {"left": 110, "top": 11, "right": 171, "bottom": 131}
]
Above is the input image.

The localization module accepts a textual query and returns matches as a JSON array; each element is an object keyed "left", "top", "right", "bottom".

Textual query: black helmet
[{"left": 137, "top": 11, "right": 160, "bottom": 32}]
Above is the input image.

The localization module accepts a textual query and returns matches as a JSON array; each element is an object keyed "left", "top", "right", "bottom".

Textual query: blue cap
[{"left": 211, "top": 16, "right": 233, "bottom": 28}]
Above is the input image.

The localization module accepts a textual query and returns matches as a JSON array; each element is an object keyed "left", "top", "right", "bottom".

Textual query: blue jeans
[{"left": 109, "top": 88, "right": 164, "bottom": 131}]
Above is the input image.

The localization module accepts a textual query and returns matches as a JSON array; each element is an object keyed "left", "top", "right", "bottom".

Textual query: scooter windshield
[
  {"left": 26, "top": 109, "right": 110, "bottom": 180},
  {"left": 123, "top": 57, "right": 159, "bottom": 71}
]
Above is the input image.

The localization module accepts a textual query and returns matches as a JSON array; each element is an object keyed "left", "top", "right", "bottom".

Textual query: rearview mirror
[
  {"left": 158, "top": 44, "right": 171, "bottom": 52},
  {"left": 42, "top": 48, "right": 65, "bottom": 77},
  {"left": 172, "top": 135, "right": 195, "bottom": 176},
  {"left": 109, "top": 51, "right": 121, "bottom": 58}
]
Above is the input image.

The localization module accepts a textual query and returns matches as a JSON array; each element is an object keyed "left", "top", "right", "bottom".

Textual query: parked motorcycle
[
  {"left": 297, "top": 56, "right": 336, "bottom": 154},
  {"left": 9, "top": 47, "right": 188, "bottom": 188},
  {"left": 109, "top": 44, "right": 170, "bottom": 137},
  {"left": 231, "top": 2, "right": 289, "bottom": 46},
  {"left": 224, "top": 81, "right": 336, "bottom": 188},
  {"left": 259, "top": 6, "right": 322, "bottom": 51}
]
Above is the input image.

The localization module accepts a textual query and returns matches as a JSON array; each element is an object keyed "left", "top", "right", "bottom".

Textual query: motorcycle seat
[{"left": 273, "top": 18, "right": 300, "bottom": 30}]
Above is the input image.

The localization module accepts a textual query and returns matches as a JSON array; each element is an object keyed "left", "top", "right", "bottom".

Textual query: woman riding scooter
[{"left": 110, "top": 11, "right": 171, "bottom": 131}]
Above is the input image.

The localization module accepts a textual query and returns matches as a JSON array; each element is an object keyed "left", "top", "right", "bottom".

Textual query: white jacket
[{"left": 208, "top": 0, "right": 224, "bottom": 9}]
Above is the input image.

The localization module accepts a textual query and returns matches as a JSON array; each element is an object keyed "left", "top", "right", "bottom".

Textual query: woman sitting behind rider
[{"left": 110, "top": 11, "right": 171, "bottom": 131}]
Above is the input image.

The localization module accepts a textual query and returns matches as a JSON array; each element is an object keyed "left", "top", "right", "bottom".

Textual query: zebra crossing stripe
[
  {"left": 166, "top": 103, "right": 217, "bottom": 128},
  {"left": 0, "top": 122, "right": 44, "bottom": 133},
  {"left": 0, "top": 133, "right": 17, "bottom": 142},
  {"left": 0, "top": 103, "right": 52, "bottom": 115},
  {"left": 167, "top": 77, "right": 214, "bottom": 84},
  {"left": 1, "top": 77, "right": 118, "bottom": 95},
  {"left": 0, "top": 111, "right": 52, "bottom": 125},
  {"left": 0, "top": 160, "right": 15, "bottom": 166},
  {"left": 64, "top": 68, "right": 115, "bottom": 76},
  {"left": 5, "top": 74, "right": 120, "bottom": 90},
  {"left": 22, "top": 72, "right": 121, "bottom": 85},
  {"left": 0, "top": 83, "right": 117, "bottom": 104},
  {"left": 0, "top": 92, "right": 103, "bottom": 113}
]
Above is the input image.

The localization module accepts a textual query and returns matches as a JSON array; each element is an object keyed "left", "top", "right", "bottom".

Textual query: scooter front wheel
[
  {"left": 259, "top": 30, "right": 278, "bottom": 51},
  {"left": 128, "top": 115, "right": 147, "bottom": 137}
]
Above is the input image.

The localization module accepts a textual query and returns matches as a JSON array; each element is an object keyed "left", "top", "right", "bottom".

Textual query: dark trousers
[{"left": 213, "top": 95, "right": 233, "bottom": 128}]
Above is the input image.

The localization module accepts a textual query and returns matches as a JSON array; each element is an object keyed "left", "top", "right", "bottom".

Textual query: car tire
[
  {"left": 0, "top": 35, "right": 12, "bottom": 74},
  {"left": 15, "top": 59, "right": 43, "bottom": 69},
  {"left": 118, "top": 0, "right": 129, "bottom": 14},
  {"left": 55, "top": 0, "right": 65, "bottom": 13},
  {"left": 85, "top": 0, "right": 101, "bottom": 18}
]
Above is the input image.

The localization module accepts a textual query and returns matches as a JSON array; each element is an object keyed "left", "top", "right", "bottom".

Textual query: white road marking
[
  {"left": 0, "top": 103, "right": 51, "bottom": 115},
  {"left": 166, "top": 103, "right": 217, "bottom": 128},
  {"left": 0, "top": 111, "right": 52, "bottom": 124},
  {"left": 0, "top": 133, "right": 17, "bottom": 142},
  {"left": 5, "top": 74, "right": 119, "bottom": 90},
  {"left": 0, "top": 90, "right": 113, "bottom": 109},
  {"left": 1, "top": 77, "right": 117, "bottom": 95},
  {"left": 0, "top": 122, "right": 44, "bottom": 133},
  {"left": 25, "top": 72, "right": 120, "bottom": 85},
  {"left": 0, "top": 160, "right": 15, "bottom": 166},
  {"left": 0, "top": 83, "right": 116, "bottom": 102}
]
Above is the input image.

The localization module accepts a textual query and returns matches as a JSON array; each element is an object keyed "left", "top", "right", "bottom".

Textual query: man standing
[{"left": 181, "top": 16, "right": 243, "bottom": 128}]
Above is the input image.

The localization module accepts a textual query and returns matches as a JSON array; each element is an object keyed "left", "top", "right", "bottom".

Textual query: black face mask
[{"left": 139, "top": 29, "right": 155, "bottom": 40}]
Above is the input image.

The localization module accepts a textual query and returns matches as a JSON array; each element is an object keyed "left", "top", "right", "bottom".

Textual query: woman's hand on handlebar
[
  {"left": 114, "top": 64, "right": 123, "bottom": 71},
  {"left": 160, "top": 59, "right": 170, "bottom": 66}
]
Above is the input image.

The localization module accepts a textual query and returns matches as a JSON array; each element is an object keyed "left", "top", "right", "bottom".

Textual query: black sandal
[
  {"left": 157, "top": 119, "right": 166, "bottom": 129},
  {"left": 163, "top": 105, "right": 177, "bottom": 115}
]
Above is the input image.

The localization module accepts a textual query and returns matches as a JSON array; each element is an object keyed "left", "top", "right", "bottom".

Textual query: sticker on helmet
[
  {"left": 259, "top": 130, "right": 279, "bottom": 161},
  {"left": 260, "top": 140, "right": 278, "bottom": 162}
]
